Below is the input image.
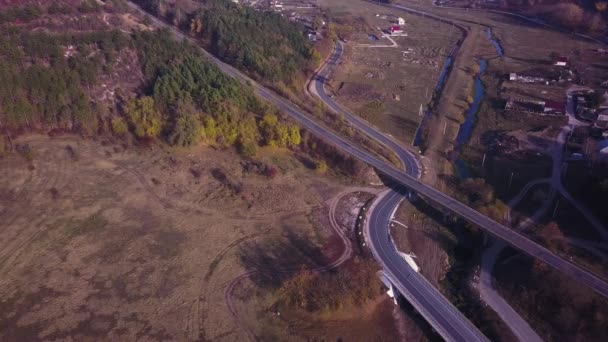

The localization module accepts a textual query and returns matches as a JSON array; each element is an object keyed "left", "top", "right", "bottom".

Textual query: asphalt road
[
  {"left": 368, "top": 190, "right": 489, "bottom": 342},
  {"left": 311, "top": 41, "right": 421, "bottom": 177},
  {"left": 127, "top": 0, "right": 608, "bottom": 320},
  {"left": 311, "top": 41, "right": 489, "bottom": 341}
]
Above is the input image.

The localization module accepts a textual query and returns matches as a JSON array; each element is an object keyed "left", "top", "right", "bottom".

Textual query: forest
[
  {"left": 0, "top": 27, "right": 128, "bottom": 132},
  {"left": 131, "top": 29, "right": 301, "bottom": 151},
  {"left": 0, "top": 12, "right": 300, "bottom": 155},
  {"left": 135, "top": 0, "right": 318, "bottom": 84}
]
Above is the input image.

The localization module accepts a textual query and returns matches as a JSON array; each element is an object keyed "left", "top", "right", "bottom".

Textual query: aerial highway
[
  {"left": 311, "top": 41, "right": 489, "bottom": 341},
  {"left": 127, "top": 0, "right": 608, "bottom": 319},
  {"left": 368, "top": 189, "right": 489, "bottom": 342}
]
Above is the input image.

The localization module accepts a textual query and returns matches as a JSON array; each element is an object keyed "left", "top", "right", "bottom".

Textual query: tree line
[
  {"left": 130, "top": 29, "right": 301, "bottom": 152},
  {"left": 134, "top": 0, "right": 318, "bottom": 84}
]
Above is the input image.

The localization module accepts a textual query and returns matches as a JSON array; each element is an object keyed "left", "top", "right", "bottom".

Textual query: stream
[
  {"left": 454, "top": 58, "right": 488, "bottom": 178},
  {"left": 455, "top": 58, "right": 487, "bottom": 146},
  {"left": 487, "top": 27, "right": 504, "bottom": 57}
]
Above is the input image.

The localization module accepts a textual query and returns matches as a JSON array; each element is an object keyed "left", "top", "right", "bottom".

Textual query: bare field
[
  {"left": 321, "top": 0, "right": 458, "bottom": 144},
  {"left": 0, "top": 135, "right": 348, "bottom": 341}
]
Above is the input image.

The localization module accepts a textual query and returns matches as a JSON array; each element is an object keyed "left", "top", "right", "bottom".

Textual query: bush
[
  {"left": 315, "top": 159, "right": 328, "bottom": 174},
  {"left": 48, "top": 3, "right": 73, "bottom": 15},
  {"left": 111, "top": 117, "right": 128, "bottom": 136},
  {"left": 264, "top": 166, "right": 278, "bottom": 179},
  {"left": 16, "top": 144, "right": 35, "bottom": 161},
  {"left": 0, "top": 137, "right": 6, "bottom": 156},
  {"left": 123, "top": 96, "right": 162, "bottom": 138},
  {"left": 238, "top": 140, "right": 257, "bottom": 157}
]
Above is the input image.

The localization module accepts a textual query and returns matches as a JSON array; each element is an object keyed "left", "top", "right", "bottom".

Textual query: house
[
  {"left": 509, "top": 73, "right": 547, "bottom": 84},
  {"left": 505, "top": 98, "right": 545, "bottom": 114},
  {"left": 388, "top": 25, "right": 403, "bottom": 35},
  {"left": 554, "top": 56, "right": 568, "bottom": 67},
  {"left": 544, "top": 101, "right": 565, "bottom": 115},
  {"left": 397, "top": 17, "right": 405, "bottom": 25},
  {"left": 505, "top": 98, "right": 565, "bottom": 116},
  {"left": 594, "top": 112, "right": 608, "bottom": 130}
]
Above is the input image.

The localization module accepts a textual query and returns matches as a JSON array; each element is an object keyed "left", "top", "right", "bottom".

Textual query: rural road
[
  {"left": 126, "top": 0, "right": 608, "bottom": 334},
  {"left": 310, "top": 41, "right": 421, "bottom": 176},
  {"left": 311, "top": 41, "right": 489, "bottom": 341}
]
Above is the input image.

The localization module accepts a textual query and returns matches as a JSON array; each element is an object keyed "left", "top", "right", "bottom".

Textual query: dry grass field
[
  {"left": 0, "top": 134, "right": 357, "bottom": 341},
  {"left": 320, "top": 0, "right": 458, "bottom": 144}
]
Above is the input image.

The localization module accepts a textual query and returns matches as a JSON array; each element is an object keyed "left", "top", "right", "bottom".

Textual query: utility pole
[
  {"left": 443, "top": 120, "right": 447, "bottom": 135},
  {"left": 508, "top": 171, "right": 514, "bottom": 191},
  {"left": 481, "top": 153, "right": 486, "bottom": 168}
]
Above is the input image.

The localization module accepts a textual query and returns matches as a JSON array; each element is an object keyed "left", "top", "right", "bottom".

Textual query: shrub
[
  {"left": 111, "top": 117, "right": 128, "bottom": 136},
  {"left": 238, "top": 140, "right": 257, "bottom": 157},
  {"left": 315, "top": 159, "right": 328, "bottom": 174},
  {"left": 264, "top": 166, "right": 278, "bottom": 179},
  {"left": 16, "top": 144, "right": 34, "bottom": 161}
]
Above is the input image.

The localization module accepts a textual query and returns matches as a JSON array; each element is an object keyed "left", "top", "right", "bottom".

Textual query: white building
[{"left": 398, "top": 17, "right": 405, "bottom": 25}]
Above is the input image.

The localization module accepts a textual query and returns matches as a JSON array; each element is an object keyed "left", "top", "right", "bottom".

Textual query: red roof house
[{"left": 389, "top": 25, "right": 403, "bottom": 34}]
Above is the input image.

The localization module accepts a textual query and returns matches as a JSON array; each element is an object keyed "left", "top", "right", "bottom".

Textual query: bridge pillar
[{"left": 377, "top": 271, "right": 399, "bottom": 305}]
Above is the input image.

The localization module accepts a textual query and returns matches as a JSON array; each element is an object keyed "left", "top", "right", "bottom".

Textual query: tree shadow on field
[{"left": 238, "top": 229, "right": 330, "bottom": 289}]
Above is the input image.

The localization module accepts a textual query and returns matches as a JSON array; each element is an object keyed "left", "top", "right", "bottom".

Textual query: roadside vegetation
[{"left": 495, "top": 250, "right": 608, "bottom": 341}]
